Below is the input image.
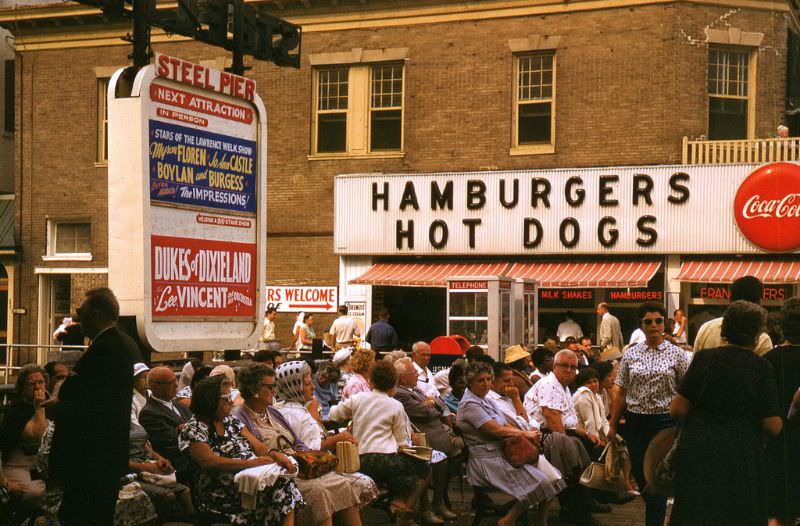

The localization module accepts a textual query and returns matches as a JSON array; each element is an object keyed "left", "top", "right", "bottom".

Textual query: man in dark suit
[
  {"left": 393, "top": 357, "right": 459, "bottom": 523},
  {"left": 50, "top": 288, "right": 138, "bottom": 526},
  {"left": 139, "top": 366, "right": 193, "bottom": 483}
]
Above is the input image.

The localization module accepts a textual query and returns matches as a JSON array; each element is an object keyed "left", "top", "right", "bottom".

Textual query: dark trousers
[
  {"left": 60, "top": 474, "right": 120, "bottom": 526},
  {"left": 623, "top": 411, "right": 673, "bottom": 526}
]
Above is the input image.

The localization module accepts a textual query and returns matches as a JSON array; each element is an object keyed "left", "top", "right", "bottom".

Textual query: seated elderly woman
[
  {"left": 0, "top": 364, "right": 51, "bottom": 510},
  {"left": 341, "top": 349, "right": 375, "bottom": 400},
  {"left": 272, "top": 361, "right": 378, "bottom": 507},
  {"left": 456, "top": 362, "right": 567, "bottom": 526},
  {"left": 329, "top": 361, "right": 430, "bottom": 526},
  {"left": 178, "top": 376, "right": 304, "bottom": 526},
  {"left": 232, "top": 363, "right": 365, "bottom": 526}
]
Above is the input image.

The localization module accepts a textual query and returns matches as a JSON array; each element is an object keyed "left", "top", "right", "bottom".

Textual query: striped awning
[
  {"left": 349, "top": 262, "right": 510, "bottom": 287},
  {"left": 350, "top": 260, "right": 661, "bottom": 288},
  {"left": 676, "top": 260, "right": 800, "bottom": 284},
  {"left": 506, "top": 260, "right": 661, "bottom": 288}
]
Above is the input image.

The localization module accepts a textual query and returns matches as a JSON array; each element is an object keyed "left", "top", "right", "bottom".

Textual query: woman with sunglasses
[
  {"left": 233, "top": 363, "right": 365, "bottom": 526},
  {"left": 178, "top": 376, "right": 304, "bottom": 526},
  {"left": 607, "top": 301, "right": 690, "bottom": 526}
]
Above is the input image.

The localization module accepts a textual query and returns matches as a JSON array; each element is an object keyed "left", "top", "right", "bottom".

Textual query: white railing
[
  {"left": 682, "top": 136, "right": 800, "bottom": 164},
  {"left": 0, "top": 343, "right": 87, "bottom": 385}
]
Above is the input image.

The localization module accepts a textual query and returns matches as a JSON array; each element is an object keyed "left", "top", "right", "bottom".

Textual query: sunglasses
[{"left": 643, "top": 318, "right": 665, "bottom": 326}]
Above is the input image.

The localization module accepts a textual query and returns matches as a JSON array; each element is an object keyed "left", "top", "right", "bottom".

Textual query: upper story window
[
  {"left": 513, "top": 52, "right": 555, "bottom": 154},
  {"left": 97, "top": 77, "right": 109, "bottom": 163},
  {"left": 46, "top": 221, "right": 91, "bottom": 260},
  {"left": 708, "top": 47, "right": 753, "bottom": 140},
  {"left": 312, "top": 62, "right": 404, "bottom": 157}
]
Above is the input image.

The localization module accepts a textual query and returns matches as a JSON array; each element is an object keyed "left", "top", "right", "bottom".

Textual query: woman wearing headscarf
[
  {"left": 273, "top": 361, "right": 379, "bottom": 508},
  {"left": 233, "top": 363, "right": 363, "bottom": 526}
]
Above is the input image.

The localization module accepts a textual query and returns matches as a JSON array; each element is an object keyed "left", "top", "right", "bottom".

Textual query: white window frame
[
  {"left": 310, "top": 61, "right": 406, "bottom": 160},
  {"left": 44, "top": 220, "right": 92, "bottom": 261},
  {"left": 707, "top": 46, "right": 757, "bottom": 140},
  {"left": 511, "top": 51, "right": 556, "bottom": 155}
]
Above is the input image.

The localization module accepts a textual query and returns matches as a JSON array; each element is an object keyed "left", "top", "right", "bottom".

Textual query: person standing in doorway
[
  {"left": 365, "top": 309, "right": 399, "bottom": 352},
  {"left": 50, "top": 288, "right": 138, "bottom": 526},
  {"left": 596, "top": 302, "right": 623, "bottom": 352},
  {"left": 259, "top": 307, "right": 280, "bottom": 351},
  {"left": 557, "top": 311, "right": 584, "bottom": 342}
]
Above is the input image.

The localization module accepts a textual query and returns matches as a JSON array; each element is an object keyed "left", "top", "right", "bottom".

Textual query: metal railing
[
  {"left": 0, "top": 343, "right": 87, "bottom": 384},
  {"left": 682, "top": 136, "right": 800, "bottom": 164}
]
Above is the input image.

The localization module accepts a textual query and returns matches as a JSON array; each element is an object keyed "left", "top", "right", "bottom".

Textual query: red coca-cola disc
[{"left": 734, "top": 162, "right": 800, "bottom": 252}]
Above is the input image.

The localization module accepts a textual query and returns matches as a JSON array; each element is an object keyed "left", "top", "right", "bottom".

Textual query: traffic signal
[
  {"left": 196, "top": 0, "right": 231, "bottom": 49},
  {"left": 252, "top": 14, "right": 300, "bottom": 68}
]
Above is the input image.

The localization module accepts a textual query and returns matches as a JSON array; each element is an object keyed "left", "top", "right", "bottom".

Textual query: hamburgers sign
[{"left": 734, "top": 162, "right": 800, "bottom": 252}]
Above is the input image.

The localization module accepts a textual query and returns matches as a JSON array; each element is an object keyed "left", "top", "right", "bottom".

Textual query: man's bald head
[{"left": 148, "top": 366, "right": 178, "bottom": 401}]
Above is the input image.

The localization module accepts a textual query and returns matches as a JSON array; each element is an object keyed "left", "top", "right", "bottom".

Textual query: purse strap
[{"left": 276, "top": 434, "right": 295, "bottom": 455}]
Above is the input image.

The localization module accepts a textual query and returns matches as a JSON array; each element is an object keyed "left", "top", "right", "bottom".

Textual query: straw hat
[
  {"left": 503, "top": 345, "right": 530, "bottom": 365},
  {"left": 600, "top": 346, "right": 622, "bottom": 362},
  {"left": 643, "top": 426, "right": 679, "bottom": 497}
]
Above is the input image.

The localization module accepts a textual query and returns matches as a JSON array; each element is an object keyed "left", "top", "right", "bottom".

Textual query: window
[
  {"left": 47, "top": 221, "right": 91, "bottom": 259},
  {"left": 3, "top": 60, "right": 13, "bottom": 134},
  {"left": 514, "top": 52, "right": 555, "bottom": 151},
  {"left": 708, "top": 47, "right": 753, "bottom": 140},
  {"left": 312, "top": 62, "right": 404, "bottom": 156},
  {"left": 97, "top": 77, "right": 109, "bottom": 162}
]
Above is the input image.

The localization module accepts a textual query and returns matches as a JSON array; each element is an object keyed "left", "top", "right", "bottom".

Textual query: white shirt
[
  {"left": 572, "top": 386, "right": 609, "bottom": 438},
  {"left": 433, "top": 368, "right": 451, "bottom": 397},
  {"left": 276, "top": 401, "right": 324, "bottom": 450},
  {"left": 557, "top": 319, "right": 584, "bottom": 341},
  {"left": 329, "top": 316, "right": 360, "bottom": 343},
  {"left": 524, "top": 372, "right": 578, "bottom": 430},
  {"left": 486, "top": 390, "right": 539, "bottom": 431},
  {"left": 328, "top": 390, "right": 411, "bottom": 455},
  {"left": 150, "top": 394, "right": 182, "bottom": 417},
  {"left": 629, "top": 328, "right": 646, "bottom": 346},
  {"left": 413, "top": 362, "right": 441, "bottom": 398}
]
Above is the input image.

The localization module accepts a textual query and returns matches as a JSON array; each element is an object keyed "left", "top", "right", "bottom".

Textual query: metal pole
[
  {"left": 229, "top": 0, "right": 245, "bottom": 76},
  {"left": 130, "top": 0, "right": 151, "bottom": 69}
]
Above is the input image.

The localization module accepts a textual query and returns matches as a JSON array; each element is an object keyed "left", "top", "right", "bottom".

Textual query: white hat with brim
[
  {"left": 133, "top": 362, "right": 150, "bottom": 377},
  {"left": 333, "top": 348, "right": 353, "bottom": 366}
]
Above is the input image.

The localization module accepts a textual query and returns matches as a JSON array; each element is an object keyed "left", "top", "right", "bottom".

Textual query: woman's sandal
[{"left": 390, "top": 503, "right": 416, "bottom": 526}]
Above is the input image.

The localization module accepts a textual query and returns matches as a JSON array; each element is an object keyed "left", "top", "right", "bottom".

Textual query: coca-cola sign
[{"left": 734, "top": 162, "right": 800, "bottom": 252}]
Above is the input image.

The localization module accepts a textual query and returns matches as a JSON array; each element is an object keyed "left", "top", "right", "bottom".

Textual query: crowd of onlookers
[{"left": 0, "top": 278, "right": 798, "bottom": 526}]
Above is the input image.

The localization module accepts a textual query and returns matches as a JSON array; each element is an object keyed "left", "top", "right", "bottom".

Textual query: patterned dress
[{"left": 178, "top": 415, "right": 304, "bottom": 525}]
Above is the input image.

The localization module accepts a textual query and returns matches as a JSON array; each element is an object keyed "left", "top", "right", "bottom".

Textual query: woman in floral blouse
[{"left": 178, "top": 376, "right": 304, "bottom": 525}]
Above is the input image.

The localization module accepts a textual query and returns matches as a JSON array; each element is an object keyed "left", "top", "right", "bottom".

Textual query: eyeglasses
[
  {"left": 555, "top": 363, "right": 579, "bottom": 371},
  {"left": 220, "top": 392, "right": 236, "bottom": 402},
  {"left": 643, "top": 318, "right": 665, "bottom": 326}
]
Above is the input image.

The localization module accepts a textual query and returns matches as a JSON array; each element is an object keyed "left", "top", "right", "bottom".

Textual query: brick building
[{"left": 0, "top": 0, "right": 799, "bottom": 362}]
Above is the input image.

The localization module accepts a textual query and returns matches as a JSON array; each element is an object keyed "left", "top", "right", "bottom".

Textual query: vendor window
[
  {"left": 708, "top": 47, "right": 754, "bottom": 140},
  {"left": 312, "top": 62, "right": 404, "bottom": 156},
  {"left": 513, "top": 52, "right": 555, "bottom": 152}
]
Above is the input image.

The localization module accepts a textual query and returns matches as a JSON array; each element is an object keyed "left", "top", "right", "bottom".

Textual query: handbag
[
  {"left": 336, "top": 441, "right": 360, "bottom": 473},
  {"left": 276, "top": 436, "right": 338, "bottom": 480},
  {"left": 580, "top": 442, "right": 628, "bottom": 493},
  {"left": 651, "top": 426, "right": 681, "bottom": 497},
  {"left": 399, "top": 445, "right": 433, "bottom": 462},
  {"left": 502, "top": 435, "right": 540, "bottom": 468}
]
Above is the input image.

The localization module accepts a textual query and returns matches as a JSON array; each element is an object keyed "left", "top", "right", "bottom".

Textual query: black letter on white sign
[
  {"left": 396, "top": 220, "right": 414, "bottom": 250},
  {"left": 467, "top": 180, "right": 486, "bottom": 210},
  {"left": 462, "top": 219, "right": 481, "bottom": 249},
  {"left": 524, "top": 218, "right": 543, "bottom": 248},
  {"left": 431, "top": 181, "right": 454, "bottom": 210},
  {"left": 372, "top": 182, "right": 388, "bottom": 211},
  {"left": 399, "top": 181, "right": 419, "bottom": 211},
  {"left": 429, "top": 220, "right": 449, "bottom": 249}
]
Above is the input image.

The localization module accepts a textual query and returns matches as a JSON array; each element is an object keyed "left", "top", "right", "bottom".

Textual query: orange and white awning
[
  {"left": 506, "top": 261, "right": 661, "bottom": 288},
  {"left": 349, "top": 262, "right": 510, "bottom": 287},
  {"left": 350, "top": 260, "right": 661, "bottom": 288},
  {"left": 676, "top": 260, "right": 800, "bottom": 283}
]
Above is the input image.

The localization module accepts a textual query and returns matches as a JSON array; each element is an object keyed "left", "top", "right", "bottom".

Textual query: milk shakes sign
[
  {"left": 107, "top": 54, "right": 267, "bottom": 351},
  {"left": 734, "top": 162, "right": 800, "bottom": 252}
]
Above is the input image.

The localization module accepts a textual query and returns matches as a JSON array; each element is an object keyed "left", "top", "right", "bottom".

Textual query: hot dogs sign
[{"left": 108, "top": 53, "right": 267, "bottom": 351}]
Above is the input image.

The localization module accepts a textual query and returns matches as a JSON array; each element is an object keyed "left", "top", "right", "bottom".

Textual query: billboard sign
[
  {"left": 265, "top": 286, "right": 338, "bottom": 313},
  {"left": 108, "top": 53, "right": 267, "bottom": 351}
]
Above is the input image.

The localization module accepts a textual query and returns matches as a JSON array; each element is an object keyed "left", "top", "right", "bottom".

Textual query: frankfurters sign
[{"left": 265, "top": 286, "right": 338, "bottom": 313}]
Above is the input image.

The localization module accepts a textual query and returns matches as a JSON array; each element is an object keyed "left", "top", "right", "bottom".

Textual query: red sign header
[
  {"left": 155, "top": 53, "right": 256, "bottom": 102},
  {"left": 449, "top": 281, "right": 488, "bottom": 290}
]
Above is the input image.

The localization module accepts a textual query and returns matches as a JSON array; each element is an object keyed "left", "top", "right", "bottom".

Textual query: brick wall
[{"left": 9, "top": 2, "right": 790, "bottom": 346}]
